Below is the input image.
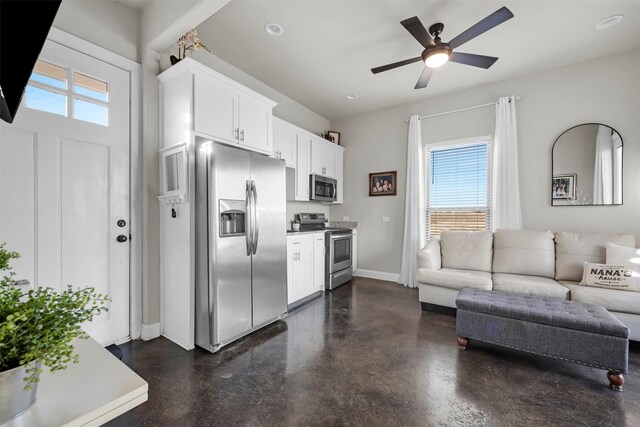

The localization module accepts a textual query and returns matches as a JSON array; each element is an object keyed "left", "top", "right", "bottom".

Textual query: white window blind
[{"left": 426, "top": 140, "right": 491, "bottom": 238}]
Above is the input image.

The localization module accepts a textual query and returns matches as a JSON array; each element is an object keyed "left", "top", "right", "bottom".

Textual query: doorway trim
[{"left": 47, "top": 27, "right": 143, "bottom": 341}]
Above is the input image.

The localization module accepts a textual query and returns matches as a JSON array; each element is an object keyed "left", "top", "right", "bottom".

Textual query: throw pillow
[
  {"left": 606, "top": 242, "right": 640, "bottom": 269},
  {"left": 580, "top": 262, "right": 639, "bottom": 292}
]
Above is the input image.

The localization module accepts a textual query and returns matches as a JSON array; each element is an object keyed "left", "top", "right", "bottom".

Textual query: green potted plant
[
  {"left": 0, "top": 244, "right": 109, "bottom": 422},
  {"left": 291, "top": 218, "right": 301, "bottom": 232}
]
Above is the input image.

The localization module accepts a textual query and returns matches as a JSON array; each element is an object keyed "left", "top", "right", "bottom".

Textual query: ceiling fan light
[{"left": 424, "top": 49, "right": 450, "bottom": 68}]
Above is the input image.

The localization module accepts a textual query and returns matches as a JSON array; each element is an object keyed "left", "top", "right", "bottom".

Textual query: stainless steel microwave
[{"left": 309, "top": 174, "right": 337, "bottom": 202}]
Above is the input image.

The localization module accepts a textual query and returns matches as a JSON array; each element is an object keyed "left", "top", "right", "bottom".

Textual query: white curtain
[
  {"left": 491, "top": 96, "right": 522, "bottom": 231},
  {"left": 398, "top": 115, "right": 425, "bottom": 288},
  {"left": 593, "top": 125, "right": 613, "bottom": 204}
]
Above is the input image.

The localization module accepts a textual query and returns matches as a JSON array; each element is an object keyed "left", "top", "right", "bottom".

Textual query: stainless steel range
[{"left": 296, "top": 213, "right": 353, "bottom": 290}]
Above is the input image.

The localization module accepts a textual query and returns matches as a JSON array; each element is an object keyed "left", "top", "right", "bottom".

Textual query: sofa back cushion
[
  {"left": 440, "top": 230, "right": 493, "bottom": 272},
  {"left": 493, "top": 229, "right": 555, "bottom": 278},
  {"left": 555, "top": 232, "right": 635, "bottom": 281}
]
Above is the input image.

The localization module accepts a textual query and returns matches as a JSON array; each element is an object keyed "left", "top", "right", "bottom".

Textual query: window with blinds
[{"left": 426, "top": 139, "right": 491, "bottom": 238}]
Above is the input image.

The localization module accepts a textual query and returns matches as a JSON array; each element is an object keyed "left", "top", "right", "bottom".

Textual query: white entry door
[{"left": 0, "top": 39, "right": 131, "bottom": 345}]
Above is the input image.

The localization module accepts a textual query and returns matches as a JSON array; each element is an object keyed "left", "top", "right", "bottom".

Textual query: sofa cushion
[
  {"left": 563, "top": 282, "right": 640, "bottom": 315},
  {"left": 493, "top": 273, "right": 570, "bottom": 299},
  {"left": 417, "top": 237, "right": 441, "bottom": 270},
  {"left": 554, "top": 232, "right": 635, "bottom": 281},
  {"left": 493, "top": 229, "right": 555, "bottom": 278},
  {"left": 440, "top": 230, "right": 493, "bottom": 272},
  {"left": 416, "top": 267, "right": 492, "bottom": 290}
]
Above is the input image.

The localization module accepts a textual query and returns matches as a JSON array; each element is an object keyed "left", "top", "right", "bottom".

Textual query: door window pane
[
  {"left": 25, "top": 85, "right": 67, "bottom": 116},
  {"left": 73, "top": 72, "right": 108, "bottom": 102},
  {"left": 31, "top": 60, "right": 67, "bottom": 90},
  {"left": 73, "top": 98, "right": 108, "bottom": 126}
]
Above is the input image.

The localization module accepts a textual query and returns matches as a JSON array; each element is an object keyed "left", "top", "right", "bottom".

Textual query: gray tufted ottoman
[{"left": 455, "top": 288, "right": 629, "bottom": 391}]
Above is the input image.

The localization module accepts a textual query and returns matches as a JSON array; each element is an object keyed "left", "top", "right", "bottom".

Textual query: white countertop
[{"left": 3, "top": 338, "right": 148, "bottom": 427}]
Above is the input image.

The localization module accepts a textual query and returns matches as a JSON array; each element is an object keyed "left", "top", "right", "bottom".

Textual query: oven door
[{"left": 329, "top": 233, "right": 352, "bottom": 273}]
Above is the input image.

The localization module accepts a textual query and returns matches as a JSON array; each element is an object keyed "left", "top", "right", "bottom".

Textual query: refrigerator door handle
[
  {"left": 251, "top": 180, "right": 259, "bottom": 254},
  {"left": 245, "top": 180, "right": 253, "bottom": 256}
]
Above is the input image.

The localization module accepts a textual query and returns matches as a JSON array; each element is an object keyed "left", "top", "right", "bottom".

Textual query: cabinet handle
[
  {"left": 240, "top": 130, "right": 245, "bottom": 142},
  {"left": 235, "top": 128, "right": 239, "bottom": 140}
]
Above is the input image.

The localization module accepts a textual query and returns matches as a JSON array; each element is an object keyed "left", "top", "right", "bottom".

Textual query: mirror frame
[{"left": 551, "top": 122, "right": 623, "bottom": 207}]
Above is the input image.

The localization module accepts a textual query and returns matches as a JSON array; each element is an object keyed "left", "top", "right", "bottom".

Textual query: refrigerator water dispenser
[{"left": 219, "top": 200, "right": 245, "bottom": 237}]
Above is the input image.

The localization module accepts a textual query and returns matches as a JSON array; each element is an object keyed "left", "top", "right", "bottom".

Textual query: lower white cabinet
[
  {"left": 287, "top": 232, "right": 325, "bottom": 304},
  {"left": 313, "top": 233, "right": 325, "bottom": 291},
  {"left": 352, "top": 229, "right": 358, "bottom": 273}
]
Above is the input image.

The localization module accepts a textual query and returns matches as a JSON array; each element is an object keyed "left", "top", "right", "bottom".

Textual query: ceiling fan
[{"left": 371, "top": 7, "right": 514, "bottom": 89}]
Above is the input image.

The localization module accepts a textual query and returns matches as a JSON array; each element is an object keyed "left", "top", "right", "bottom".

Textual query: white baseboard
[
  {"left": 141, "top": 323, "right": 161, "bottom": 341},
  {"left": 354, "top": 269, "right": 400, "bottom": 283}
]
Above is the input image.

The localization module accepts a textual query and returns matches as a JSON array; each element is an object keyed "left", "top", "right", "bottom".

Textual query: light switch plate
[
  {"left": 382, "top": 217, "right": 390, "bottom": 222},
  {"left": 342, "top": 216, "right": 349, "bottom": 221}
]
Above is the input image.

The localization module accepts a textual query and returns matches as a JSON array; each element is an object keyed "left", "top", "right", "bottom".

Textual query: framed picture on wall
[
  {"left": 552, "top": 174, "right": 576, "bottom": 200},
  {"left": 369, "top": 171, "right": 397, "bottom": 196}
]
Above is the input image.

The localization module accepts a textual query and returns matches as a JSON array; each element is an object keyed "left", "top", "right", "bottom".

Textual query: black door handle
[{"left": 117, "top": 235, "right": 128, "bottom": 243}]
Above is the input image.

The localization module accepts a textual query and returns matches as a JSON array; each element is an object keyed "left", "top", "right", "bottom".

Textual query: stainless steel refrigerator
[{"left": 195, "top": 140, "right": 287, "bottom": 353}]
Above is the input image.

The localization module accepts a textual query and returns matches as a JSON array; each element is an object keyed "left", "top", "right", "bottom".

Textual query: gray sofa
[{"left": 416, "top": 229, "right": 640, "bottom": 340}]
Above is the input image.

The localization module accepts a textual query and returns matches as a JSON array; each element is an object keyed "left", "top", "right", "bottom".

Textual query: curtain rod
[{"left": 406, "top": 95, "right": 521, "bottom": 122}]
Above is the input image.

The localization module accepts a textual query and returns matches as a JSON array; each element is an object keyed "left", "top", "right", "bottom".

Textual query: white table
[{"left": 3, "top": 338, "right": 148, "bottom": 426}]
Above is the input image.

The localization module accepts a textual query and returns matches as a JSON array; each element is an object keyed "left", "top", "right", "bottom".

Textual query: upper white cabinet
[
  {"left": 238, "top": 94, "right": 273, "bottom": 154},
  {"left": 310, "top": 136, "right": 335, "bottom": 178},
  {"left": 193, "top": 72, "right": 237, "bottom": 143},
  {"left": 166, "top": 58, "right": 276, "bottom": 156},
  {"left": 273, "top": 117, "right": 297, "bottom": 168},
  {"left": 333, "top": 144, "right": 344, "bottom": 204},
  {"left": 294, "top": 136, "right": 310, "bottom": 200}
]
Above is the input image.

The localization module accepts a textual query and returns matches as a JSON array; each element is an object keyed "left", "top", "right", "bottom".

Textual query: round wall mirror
[{"left": 551, "top": 123, "right": 623, "bottom": 206}]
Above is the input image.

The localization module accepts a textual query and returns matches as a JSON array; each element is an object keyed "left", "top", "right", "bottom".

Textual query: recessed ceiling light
[
  {"left": 595, "top": 15, "right": 623, "bottom": 30},
  {"left": 264, "top": 22, "right": 284, "bottom": 36},
  {"left": 346, "top": 94, "right": 358, "bottom": 100}
]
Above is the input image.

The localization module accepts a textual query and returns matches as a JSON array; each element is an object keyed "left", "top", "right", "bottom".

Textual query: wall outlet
[
  {"left": 382, "top": 216, "right": 390, "bottom": 222},
  {"left": 342, "top": 216, "right": 349, "bottom": 221}
]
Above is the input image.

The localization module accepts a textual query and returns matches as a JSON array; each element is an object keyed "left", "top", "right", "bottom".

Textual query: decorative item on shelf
[
  {"left": 291, "top": 218, "right": 301, "bottom": 231},
  {"left": 328, "top": 131, "right": 341, "bottom": 145},
  {"left": 170, "top": 28, "right": 212, "bottom": 65},
  {"left": 369, "top": 171, "right": 397, "bottom": 196},
  {"left": 0, "top": 244, "right": 109, "bottom": 422}
]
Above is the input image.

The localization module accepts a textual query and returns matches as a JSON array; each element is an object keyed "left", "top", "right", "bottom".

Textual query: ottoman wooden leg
[
  {"left": 457, "top": 336, "right": 468, "bottom": 350},
  {"left": 607, "top": 371, "right": 624, "bottom": 391}
]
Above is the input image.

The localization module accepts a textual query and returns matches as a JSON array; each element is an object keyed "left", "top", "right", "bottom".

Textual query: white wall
[
  {"left": 331, "top": 49, "right": 640, "bottom": 275},
  {"left": 54, "top": 0, "right": 139, "bottom": 62}
]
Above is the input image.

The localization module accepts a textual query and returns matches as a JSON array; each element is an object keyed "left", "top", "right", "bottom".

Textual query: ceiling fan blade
[
  {"left": 448, "top": 7, "right": 514, "bottom": 49},
  {"left": 449, "top": 52, "right": 499, "bottom": 69},
  {"left": 414, "top": 66, "right": 434, "bottom": 89},
  {"left": 401, "top": 16, "right": 436, "bottom": 49},
  {"left": 371, "top": 56, "right": 422, "bottom": 74}
]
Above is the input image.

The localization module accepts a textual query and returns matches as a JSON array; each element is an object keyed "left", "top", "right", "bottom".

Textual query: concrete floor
[{"left": 108, "top": 277, "right": 640, "bottom": 426}]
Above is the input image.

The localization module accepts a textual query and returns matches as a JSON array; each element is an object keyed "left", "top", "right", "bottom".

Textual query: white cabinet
[
  {"left": 238, "top": 94, "right": 273, "bottom": 154},
  {"left": 287, "top": 234, "right": 315, "bottom": 304},
  {"left": 313, "top": 232, "right": 326, "bottom": 291},
  {"left": 190, "top": 60, "right": 275, "bottom": 155},
  {"left": 333, "top": 145, "right": 344, "bottom": 204},
  {"left": 273, "top": 118, "right": 297, "bottom": 168},
  {"left": 352, "top": 229, "right": 358, "bottom": 273},
  {"left": 286, "top": 134, "right": 310, "bottom": 201},
  {"left": 193, "top": 72, "right": 237, "bottom": 143},
  {"left": 310, "top": 136, "right": 335, "bottom": 178}
]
